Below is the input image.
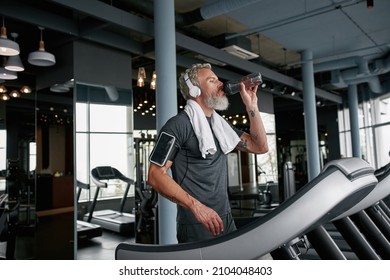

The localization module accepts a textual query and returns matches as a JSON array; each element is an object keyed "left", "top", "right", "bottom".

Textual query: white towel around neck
[{"left": 184, "top": 99, "right": 241, "bottom": 158}]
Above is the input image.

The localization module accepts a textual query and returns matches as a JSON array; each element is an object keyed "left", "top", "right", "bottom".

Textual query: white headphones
[{"left": 184, "top": 72, "right": 201, "bottom": 98}]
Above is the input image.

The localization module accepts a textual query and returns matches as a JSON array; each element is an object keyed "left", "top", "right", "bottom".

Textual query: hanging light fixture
[
  {"left": 0, "top": 68, "right": 17, "bottom": 80},
  {"left": 9, "top": 90, "right": 20, "bottom": 98},
  {"left": 0, "top": 57, "right": 17, "bottom": 80},
  {"left": 1, "top": 93, "right": 10, "bottom": 101},
  {"left": 0, "top": 85, "right": 9, "bottom": 101},
  {"left": 150, "top": 70, "right": 157, "bottom": 90},
  {"left": 0, "top": 17, "right": 20, "bottom": 56},
  {"left": 0, "top": 84, "right": 7, "bottom": 94},
  {"left": 28, "top": 26, "right": 56, "bottom": 67},
  {"left": 5, "top": 33, "right": 24, "bottom": 72},
  {"left": 20, "top": 85, "right": 32, "bottom": 94},
  {"left": 137, "top": 67, "right": 146, "bottom": 87}
]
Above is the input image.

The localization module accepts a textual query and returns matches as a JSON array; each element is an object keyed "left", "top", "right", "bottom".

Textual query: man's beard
[{"left": 205, "top": 94, "right": 229, "bottom": 111}]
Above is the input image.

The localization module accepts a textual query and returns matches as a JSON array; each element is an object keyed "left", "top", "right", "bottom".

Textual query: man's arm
[
  {"left": 147, "top": 160, "right": 224, "bottom": 236},
  {"left": 236, "top": 83, "right": 269, "bottom": 154}
]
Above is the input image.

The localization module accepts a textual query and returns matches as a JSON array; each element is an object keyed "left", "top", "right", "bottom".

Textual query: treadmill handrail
[
  {"left": 77, "top": 180, "right": 90, "bottom": 190},
  {"left": 332, "top": 161, "right": 390, "bottom": 220}
]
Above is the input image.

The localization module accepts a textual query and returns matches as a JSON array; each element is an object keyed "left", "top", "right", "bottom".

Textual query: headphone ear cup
[
  {"left": 184, "top": 73, "right": 201, "bottom": 98},
  {"left": 189, "top": 86, "right": 201, "bottom": 98}
]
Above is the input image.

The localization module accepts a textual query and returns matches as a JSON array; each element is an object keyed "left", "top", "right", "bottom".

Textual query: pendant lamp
[
  {"left": 5, "top": 33, "right": 24, "bottom": 72},
  {"left": 28, "top": 27, "right": 56, "bottom": 67},
  {"left": 10, "top": 90, "right": 20, "bottom": 98},
  {"left": 1, "top": 93, "right": 10, "bottom": 101},
  {"left": 0, "top": 85, "right": 7, "bottom": 94},
  {"left": 150, "top": 71, "right": 157, "bottom": 90},
  {"left": 0, "top": 57, "right": 17, "bottom": 80},
  {"left": 0, "top": 18, "right": 20, "bottom": 56},
  {"left": 20, "top": 85, "right": 32, "bottom": 94},
  {"left": 0, "top": 67, "right": 17, "bottom": 80},
  {"left": 137, "top": 67, "right": 146, "bottom": 87}
]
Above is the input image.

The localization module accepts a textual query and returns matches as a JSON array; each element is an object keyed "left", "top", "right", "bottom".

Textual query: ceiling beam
[{"left": 3, "top": 0, "right": 342, "bottom": 104}]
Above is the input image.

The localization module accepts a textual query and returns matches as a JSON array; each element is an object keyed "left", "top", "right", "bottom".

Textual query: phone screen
[{"left": 149, "top": 132, "right": 176, "bottom": 167}]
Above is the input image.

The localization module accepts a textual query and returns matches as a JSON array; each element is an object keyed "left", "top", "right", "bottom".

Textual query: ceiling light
[
  {"left": 150, "top": 71, "right": 157, "bottom": 90},
  {"left": 50, "top": 84, "right": 69, "bottom": 93},
  {"left": 137, "top": 67, "right": 146, "bottom": 87},
  {"left": 9, "top": 90, "right": 20, "bottom": 98},
  {"left": 0, "top": 18, "right": 20, "bottom": 56},
  {"left": 0, "top": 67, "right": 17, "bottom": 80},
  {"left": 20, "top": 85, "right": 31, "bottom": 94},
  {"left": 5, "top": 55, "right": 24, "bottom": 72},
  {"left": 0, "top": 85, "right": 7, "bottom": 93},
  {"left": 1, "top": 93, "right": 10, "bottom": 101},
  {"left": 5, "top": 33, "right": 24, "bottom": 72},
  {"left": 28, "top": 27, "right": 56, "bottom": 67},
  {"left": 63, "top": 79, "right": 74, "bottom": 88}
]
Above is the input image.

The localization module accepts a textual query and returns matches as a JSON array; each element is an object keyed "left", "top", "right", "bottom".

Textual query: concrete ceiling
[{"left": 1, "top": 0, "right": 390, "bottom": 109}]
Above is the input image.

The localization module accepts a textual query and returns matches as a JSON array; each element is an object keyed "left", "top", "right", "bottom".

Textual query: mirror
[
  {"left": 74, "top": 82, "right": 134, "bottom": 259},
  {"left": 34, "top": 84, "right": 74, "bottom": 259},
  {"left": 0, "top": 82, "right": 75, "bottom": 259}
]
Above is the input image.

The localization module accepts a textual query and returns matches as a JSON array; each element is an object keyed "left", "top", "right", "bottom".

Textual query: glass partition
[
  {"left": 1, "top": 80, "right": 76, "bottom": 259},
  {"left": 75, "top": 83, "right": 134, "bottom": 233}
]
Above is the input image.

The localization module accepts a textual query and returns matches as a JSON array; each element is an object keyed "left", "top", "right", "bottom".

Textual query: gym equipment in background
[
  {"left": 85, "top": 166, "right": 135, "bottom": 235},
  {"left": 76, "top": 180, "right": 103, "bottom": 241}
]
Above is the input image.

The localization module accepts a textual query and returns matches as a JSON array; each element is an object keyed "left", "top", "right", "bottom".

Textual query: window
[
  {"left": 76, "top": 85, "right": 133, "bottom": 201},
  {"left": 338, "top": 92, "right": 390, "bottom": 169},
  {"left": 256, "top": 112, "right": 278, "bottom": 184}
]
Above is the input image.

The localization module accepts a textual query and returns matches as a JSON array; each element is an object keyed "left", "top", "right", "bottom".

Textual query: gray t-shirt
[{"left": 160, "top": 110, "right": 243, "bottom": 225}]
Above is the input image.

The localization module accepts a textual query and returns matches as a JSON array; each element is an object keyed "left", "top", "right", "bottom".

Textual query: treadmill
[
  {"left": 115, "top": 157, "right": 377, "bottom": 260},
  {"left": 84, "top": 166, "right": 135, "bottom": 234},
  {"left": 76, "top": 180, "right": 103, "bottom": 241}
]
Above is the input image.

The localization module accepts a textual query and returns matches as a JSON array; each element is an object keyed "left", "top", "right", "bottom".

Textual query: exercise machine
[
  {"left": 134, "top": 137, "right": 158, "bottom": 244},
  {"left": 76, "top": 180, "right": 102, "bottom": 241},
  {"left": 0, "top": 193, "right": 19, "bottom": 259},
  {"left": 84, "top": 166, "right": 135, "bottom": 235},
  {"left": 115, "top": 157, "right": 377, "bottom": 260},
  {"left": 302, "top": 161, "right": 390, "bottom": 260}
]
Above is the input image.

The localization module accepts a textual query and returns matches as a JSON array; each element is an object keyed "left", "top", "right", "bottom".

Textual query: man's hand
[
  {"left": 191, "top": 201, "right": 224, "bottom": 236},
  {"left": 239, "top": 82, "right": 258, "bottom": 109}
]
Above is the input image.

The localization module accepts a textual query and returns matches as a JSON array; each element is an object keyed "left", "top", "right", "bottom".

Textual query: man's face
[{"left": 197, "top": 68, "right": 229, "bottom": 111}]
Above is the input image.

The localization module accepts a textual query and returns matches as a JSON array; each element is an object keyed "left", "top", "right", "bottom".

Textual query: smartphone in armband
[{"left": 149, "top": 132, "right": 176, "bottom": 167}]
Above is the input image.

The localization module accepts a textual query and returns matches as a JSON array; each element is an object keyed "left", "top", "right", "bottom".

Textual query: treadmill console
[{"left": 96, "top": 166, "right": 116, "bottom": 179}]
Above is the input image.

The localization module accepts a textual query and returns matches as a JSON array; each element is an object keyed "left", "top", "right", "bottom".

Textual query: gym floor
[
  {"left": 13, "top": 212, "right": 74, "bottom": 260},
  {"left": 77, "top": 230, "right": 134, "bottom": 260},
  {"left": 8, "top": 199, "right": 263, "bottom": 260},
  {"left": 76, "top": 205, "right": 262, "bottom": 260}
]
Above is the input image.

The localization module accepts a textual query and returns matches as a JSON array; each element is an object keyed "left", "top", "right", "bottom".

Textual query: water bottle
[{"left": 224, "top": 72, "right": 262, "bottom": 96}]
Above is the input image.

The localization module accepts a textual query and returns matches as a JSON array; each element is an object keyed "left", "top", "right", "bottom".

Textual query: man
[{"left": 148, "top": 63, "right": 268, "bottom": 243}]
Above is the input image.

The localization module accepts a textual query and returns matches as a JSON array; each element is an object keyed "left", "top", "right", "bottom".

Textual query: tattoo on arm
[
  {"left": 237, "top": 139, "right": 248, "bottom": 151},
  {"left": 251, "top": 133, "right": 258, "bottom": 141},
  {"left": 249, "top": 110, "right": 255, "bottom": 117}
]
